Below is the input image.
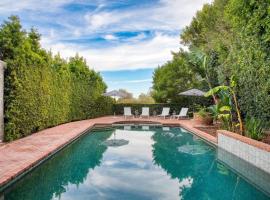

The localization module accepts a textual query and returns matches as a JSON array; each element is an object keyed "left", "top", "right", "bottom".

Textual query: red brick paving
[{"left": 0, "top": 116, "right": 217, "bottom": 188}]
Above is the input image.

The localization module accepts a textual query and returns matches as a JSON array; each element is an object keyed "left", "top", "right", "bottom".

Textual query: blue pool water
[{"left": 1, "top": 126, "right": 269, "bottom": 200}]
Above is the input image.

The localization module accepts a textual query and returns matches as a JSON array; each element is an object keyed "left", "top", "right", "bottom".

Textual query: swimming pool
[{"left": 1, "top": 125, "right": 269, "bottom": 200}]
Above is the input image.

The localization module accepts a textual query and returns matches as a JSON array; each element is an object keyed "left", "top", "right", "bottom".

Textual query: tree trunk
[{"left": 231, "top": 90, "right": 244, "bottom": 135}]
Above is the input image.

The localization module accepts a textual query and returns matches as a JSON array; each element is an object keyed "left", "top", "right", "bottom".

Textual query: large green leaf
[
  {"left": 219, "top": 106, "right": 231, "bottom": 112},
  {"left": 204, "top": 86, "right": 229, "bottom": 97}
]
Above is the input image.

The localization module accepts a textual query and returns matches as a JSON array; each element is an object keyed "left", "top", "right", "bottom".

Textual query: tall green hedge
[
  {"left": 1, "top": 16, "right": 113, "bottom": 141},
  {"left": 153, "top": 0, "right": 270, "bottom": 123}
]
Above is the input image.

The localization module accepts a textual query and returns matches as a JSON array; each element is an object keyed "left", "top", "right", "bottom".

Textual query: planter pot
[{"left": 193, "top": 112, "right": 213, "bottom": 125}]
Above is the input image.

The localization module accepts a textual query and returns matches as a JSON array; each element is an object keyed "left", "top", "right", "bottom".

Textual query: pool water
[{"left": 1, "top": 126, "right": 270, "bottom": 200}]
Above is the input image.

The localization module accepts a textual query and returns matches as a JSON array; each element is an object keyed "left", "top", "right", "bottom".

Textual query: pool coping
[
  {"left": 0, "top": 125, "right": 95, "bottom": 192},
  {"left": 0, "top": 116, "right": 217, "bottom": 191}
]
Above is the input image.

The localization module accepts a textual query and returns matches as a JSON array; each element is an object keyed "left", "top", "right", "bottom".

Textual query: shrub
[
  {"left": 245, "top": 117, "right": 265, "bottom": 141},
  {"left": 113, "top": 101, "right": 211, "bottom": 116},
  {"left": 197, "top": 107, "right": 210, "bottom": 118},
  {"left": 1, "top": 16, "right": 113, "bottom": 141}
]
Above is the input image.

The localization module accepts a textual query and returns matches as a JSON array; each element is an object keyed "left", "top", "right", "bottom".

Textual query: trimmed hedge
[
  {"left": 114, "top": 97, "right": 212, "bottom": 116},
  {"left": 1, "top": 16, "right": 114, "bottom": 141},
  {"left": 4, "top": 54, "right": 114, "bottom": 141}
]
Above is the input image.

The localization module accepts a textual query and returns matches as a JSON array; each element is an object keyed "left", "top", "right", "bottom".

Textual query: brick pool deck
[{"left": 0, "top": 116, "right": 216, "bottom": 188}]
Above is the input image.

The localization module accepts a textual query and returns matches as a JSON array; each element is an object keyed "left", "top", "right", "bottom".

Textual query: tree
[
  {"left": 152, "top": 50, "right": 202, "bottom": 103},
  {"left": 117, "top": 89, "right": 135, "bottom": 103},
  {"left": 154, "top": 0, "right": 270, "bottom": 125},
  {"left": 0, "top": 15, "right": 26, "bottom": 60},
  {"left": 137, "top": 93, "right": 155, "bottom": 104}
]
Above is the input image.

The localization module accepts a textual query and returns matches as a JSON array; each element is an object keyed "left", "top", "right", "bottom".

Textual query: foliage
[
  {"left": 206, "top": 87, "right": 233, "bottom": 130},
  {"left": 0, "top": 16, "right": 113, "bottom": 141},
  {"left": 245, "top": 117, "right": 265, "bottom": 140},
  {"left": 218, "top": 113, "right": 233, "bottom": 131},
  {"left": 152, "top": 50, "right": 205, "bottom": 103},
  {"left": 117, "top": 90, "right": 155, "bottom": 104},
  {"left": 153, "top": 0, "right": 270, "bottom": 134},
  {"left": 197, "top": 107, "right": 210, "bottom": 118},
  {"left": 116, "top": 89, "right": 135, "bottom": 103},
  {"left": 205, "top": 76, "right": 244, "bottom": 134},
  {"left": 137, "top": 93, "right": 155, "bottom": 104},
  {"left": 114, "top": 100, "right": 211, "bottom": 116}
]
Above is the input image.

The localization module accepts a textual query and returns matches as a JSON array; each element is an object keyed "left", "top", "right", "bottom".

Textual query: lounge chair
[
  {"left": 140, "top": 107, "right": 150, "bottom": 118},
  {"left": 124, "top": 107, "right": 133, "bottom": 119},
  {"left": 158, "top": 107, "right": 170, "bottom": 119},
  {"left": 176, "top": 107, "right": 189, "bottom": 119}
]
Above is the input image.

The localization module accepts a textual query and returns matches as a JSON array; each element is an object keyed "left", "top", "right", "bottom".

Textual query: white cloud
[
  {"left": 85, "top": 12, "right": 113, "bottom": 29},
  {"left": 42, "top": 0, "right": 211, "bottom": 71},
  {"left": 103, "top": 34, "right": 117, "bottom": 41},
  {"left": 2, "top": 0, "right": 213, "bottom": 71},
  {"left": 41, "top": 33, "right": 182, "bottom": 71},
  {"left": 0, "top": 0, "right": 72, "bottom": 12},
  {"left": 77, "top": 0, "right": 213, "bottom": 35}
]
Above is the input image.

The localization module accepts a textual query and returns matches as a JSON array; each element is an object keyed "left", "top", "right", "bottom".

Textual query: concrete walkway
[{"left": 0, "top": 116, "right": 216, "bottom": 188}]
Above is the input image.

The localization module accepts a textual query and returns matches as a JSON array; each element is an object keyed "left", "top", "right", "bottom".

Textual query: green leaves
[
  {"left": 245, "top": 117, "right": 265, "bottom": 140},
  {"left": 204, "top": 85, "right": 229, "bottom": 97},
  {"left": 1, "top": 16, "right": 113, "bottom": 141},
  {"left": 219, "top": 105, "right": 231, "bottom": 112},
  {"left": 152, "top": 50, "right": 207, "bottom": 103}
]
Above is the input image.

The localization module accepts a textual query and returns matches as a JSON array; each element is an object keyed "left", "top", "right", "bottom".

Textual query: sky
[{"left": 0, "top": 0, "right": 212, "bottom": 97}]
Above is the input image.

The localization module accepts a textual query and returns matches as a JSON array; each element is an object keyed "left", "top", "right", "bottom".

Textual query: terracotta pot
[{"left": 193, "top": 112, "right": 213, "bottom": 125}]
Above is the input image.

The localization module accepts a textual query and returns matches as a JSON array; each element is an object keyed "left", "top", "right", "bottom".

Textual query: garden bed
[
  {"left": 262, "top": 134, "right": 270, "bottom": 145},
  {"left": 196, "top": 125, "right": 270, "bottom": 145}
]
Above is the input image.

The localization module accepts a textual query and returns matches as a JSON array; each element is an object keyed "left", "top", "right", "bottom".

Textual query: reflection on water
[
  {"left": 177, "top": 143, "right": 212, "bottom": 155},
  {"left": 152, "top": 127, "right": 269, "bottom": 200},
  {"left": 217, "top": 148, "right": 270, "bottom": 196},
  {"left": 1, "top": 126, "right": 269, "bottom": 200},
  {"left": 2, "top": 130, "right": 113, "bottom": 200}
]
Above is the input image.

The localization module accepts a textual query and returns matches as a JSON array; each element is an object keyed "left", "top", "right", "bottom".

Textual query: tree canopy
[{"left": 152, "top": 0, "right": 270, "bottom": 122}]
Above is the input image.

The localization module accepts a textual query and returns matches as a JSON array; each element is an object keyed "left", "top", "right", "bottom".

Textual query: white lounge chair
[
  {"left": 140, "top": 107, "right": 149, "bottom": 118},
  {"left": 124, "top": 107, "right": 133, "bottom": 119},
  {"left": 176, "top": 107, "right": 189, "bottom": 119},
  {"left": 158, "top": 107, "right": 170, "bottom": 119}
]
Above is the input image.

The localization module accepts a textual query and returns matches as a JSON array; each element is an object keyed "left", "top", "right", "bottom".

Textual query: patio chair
[
  {"left": 140, "top": 107, "right": 150, "bottom": 118},
  {"left": 176, "top": 107, "right": 189, "bottom": 119},
  {"left": 158, "top": 107, "right": 170, "bottom": 119},
  {"left": 124, "top": 107, "right": 133, "bottom": 119}
]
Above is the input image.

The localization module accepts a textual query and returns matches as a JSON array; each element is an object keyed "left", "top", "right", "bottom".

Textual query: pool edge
[
  {"left": 0, "top": 120, "right": 217, "bottom": 191},
  {"left": 0, "top": 124, "right": 96, "bottom": 192}
]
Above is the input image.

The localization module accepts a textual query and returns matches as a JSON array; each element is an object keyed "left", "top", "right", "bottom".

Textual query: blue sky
[
  {"left": 0, "top": 0, "right": 211, "bottom": 96},
  {"left": 101, "top": 68, "right": 154, "bottom": 96}
]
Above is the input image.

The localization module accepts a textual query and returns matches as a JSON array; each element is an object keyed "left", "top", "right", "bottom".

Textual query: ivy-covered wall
[{"left": 0, "top": 16, "right": 113, "bottom": 141}]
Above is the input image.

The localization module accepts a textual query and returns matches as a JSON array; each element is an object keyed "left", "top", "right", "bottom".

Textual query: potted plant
[{"left": 193, "top": 107, "right": 213, "bottom": 125}]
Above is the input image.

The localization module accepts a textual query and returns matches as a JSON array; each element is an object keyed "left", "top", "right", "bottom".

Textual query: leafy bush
[
  {"left": 0, "top": 16, "right": 113, "bottom": 141},
  {"left": 197, "top": 107, "right": 210, "bottom": 118},
  {"left": 154, "top": 0, "right": 270, "bottom": 129},
  {"left": 245, "top": 118, "right": 265, "bottom": 140},
  {"left": 113, "top": 101, "right": 211, "bottom": 116}
]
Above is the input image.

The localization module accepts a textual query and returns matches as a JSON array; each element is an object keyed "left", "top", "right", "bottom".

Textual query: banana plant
[
  {"left": 205, "top": 77, "right": 244, "bottom": 135},
  {"left": 188, "top": 50, "right": 217, "bottom": 103}
]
